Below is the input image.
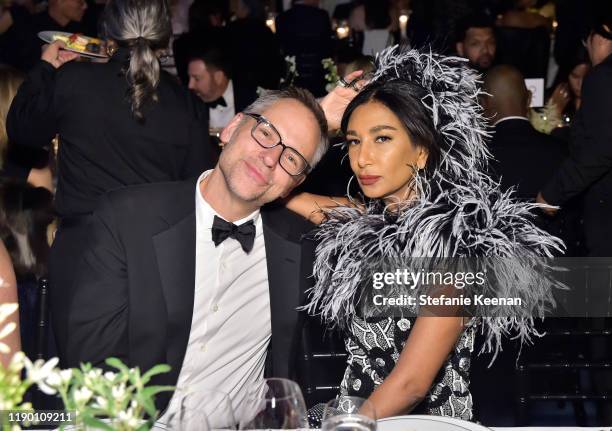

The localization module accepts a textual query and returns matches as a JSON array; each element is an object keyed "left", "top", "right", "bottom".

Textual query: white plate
[
  {"left": 38, "top": 31, "right": 107, "bottom": 58},
  {"left": 377, "top": 415, "right": 492, "bottom": 431}
]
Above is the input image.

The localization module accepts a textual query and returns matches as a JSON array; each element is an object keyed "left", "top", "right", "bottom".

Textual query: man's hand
[
  {"left": 536, "top": 192, "right": 559, "bottom": 215},
  {"left": 41, "top": 41, "right": 79, "bottom": 69},
  {"left": 319, "top": 70, "right": 367, "bottom": 132}
]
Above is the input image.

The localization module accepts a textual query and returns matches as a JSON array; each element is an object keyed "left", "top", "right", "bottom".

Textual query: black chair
[
  {"left": 295, "top": 316, "right": 348, "bottom": 408},
  {"left": 515, "top": 319, "right": 612, "bottom": 425}
]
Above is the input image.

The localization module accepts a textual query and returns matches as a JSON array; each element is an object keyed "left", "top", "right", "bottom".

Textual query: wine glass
[
  {"left": 238, "top": 378, "right": 308, "bottom": 429},
  {"left": 321, "top": 396, "right": 377, "bottom": 431},
  {"left": 167, "top": 388, "right": 237, "bottom": 430}
]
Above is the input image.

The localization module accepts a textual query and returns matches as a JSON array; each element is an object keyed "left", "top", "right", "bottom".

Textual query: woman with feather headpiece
[{"left": 287, "top": 46, "right": 564, "bottom": 422}]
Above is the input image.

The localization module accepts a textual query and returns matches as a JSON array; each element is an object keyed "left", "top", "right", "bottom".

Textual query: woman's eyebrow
[{"left": 370, "top": 125, "right": 398, "bottom": 133}]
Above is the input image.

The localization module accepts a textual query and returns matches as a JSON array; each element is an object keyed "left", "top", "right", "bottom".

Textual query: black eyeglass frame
[{"left": 243, "top": 112, "right": 312, "bottom": 177}]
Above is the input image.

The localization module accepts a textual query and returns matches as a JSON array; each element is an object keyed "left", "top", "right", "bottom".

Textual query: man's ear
[
  {"left": 456, "top": 42, "right": 465, "bottom": 56},
  {"left": 219, "top": 113, "right": 244, "bottom": 144}
]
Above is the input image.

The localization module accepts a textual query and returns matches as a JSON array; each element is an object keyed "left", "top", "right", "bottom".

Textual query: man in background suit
[
  {"left": 186, "top": 41, "right": 257, "bottom": 130},
  {"left": 65, "top": 87, "right": 330, "bottom": 426},
  {"left": 482, "top": 65, "right": 584, "bottom": 256},
  {"left": 537, "top": 9, "right": 612, "bottom": 257},
  {"left": 482, "top": 65, "right": 567, "bottom": 200},
  {"left": 275, "top": 0, "right": 333, "bottom": 97}
]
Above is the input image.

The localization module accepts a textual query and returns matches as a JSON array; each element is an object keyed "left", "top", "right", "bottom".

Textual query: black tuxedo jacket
[
  {"left": 65, "top": 178, "right": 314, "bottom": 409},
  {"left": 489, "top": 118, "right": 567, "bottom": 200}
]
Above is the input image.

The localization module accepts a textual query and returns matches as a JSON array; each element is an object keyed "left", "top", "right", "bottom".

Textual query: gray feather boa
[{"left": 302, "top": 47, "right": 565, "bottom": 360}]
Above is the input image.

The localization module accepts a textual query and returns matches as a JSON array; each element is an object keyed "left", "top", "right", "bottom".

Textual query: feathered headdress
[{"left": 303, "top": 46, "right": 565, "bottom": 361}]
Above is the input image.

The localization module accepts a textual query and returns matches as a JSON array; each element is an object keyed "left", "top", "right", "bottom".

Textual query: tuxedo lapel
[
  {"left": 153, "top": 210, "right": 196, "bottom": 379},
  {"left": 261, "top": 206, "right": 315, "bottom": 378}
]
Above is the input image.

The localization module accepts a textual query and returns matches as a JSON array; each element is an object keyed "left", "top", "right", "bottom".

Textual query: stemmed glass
[
  {"left": 238, "top": 378, "right": 308, "bottom": 429},
  {"left": 167, "top": 388, "right": 237, "bottom": 430},
  {"left": 321, "top": 396, "right": 377, "bottom": 431}
]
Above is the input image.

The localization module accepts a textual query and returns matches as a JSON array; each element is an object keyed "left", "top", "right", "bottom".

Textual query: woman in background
[
  {"left": 0, "top": 65, "right": 52, "bottom": 191},
  {"left": 0, "top": 181, "right": 54, "bottom": 360}
]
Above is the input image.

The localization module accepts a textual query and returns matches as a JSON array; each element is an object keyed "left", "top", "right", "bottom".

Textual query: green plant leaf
[
  {"left": 141, "top": 364, "right": 171, "bottom": 384},
  {"left": 105, "top": 357, "right": 130, "bottom": 374},
  {"left": 83, "top": 415, "right": 115, "bottom": 431}
]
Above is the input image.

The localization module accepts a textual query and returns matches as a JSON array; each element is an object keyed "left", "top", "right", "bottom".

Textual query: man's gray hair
[{"left": 242, "top": 87, "right": 329, "bottom": 169}]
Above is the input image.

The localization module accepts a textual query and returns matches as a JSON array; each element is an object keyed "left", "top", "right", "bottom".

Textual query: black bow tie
[
  {"left": 206, "top": 96, "right": 227, "bottom": 109},
  {"left": 211, "top": 215, "right": 256, "bottom": 253}
]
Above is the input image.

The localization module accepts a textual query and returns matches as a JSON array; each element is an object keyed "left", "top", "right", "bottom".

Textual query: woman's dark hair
[
  {"left": 0, "top": 181, "right": 54, "bottom": 279},
  {"left": 103, "top": 0, "right": 172, "bottom": 121},
  {"left": 340, "top": 79, "right": 441, "bottom": 174}
]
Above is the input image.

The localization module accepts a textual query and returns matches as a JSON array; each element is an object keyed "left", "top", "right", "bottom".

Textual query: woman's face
[
  {"left": 568, "top": 63, "right": 590, "bottom": 98},
  {"left": 346, "top": 101, "right": 428, "bottom": 202}
]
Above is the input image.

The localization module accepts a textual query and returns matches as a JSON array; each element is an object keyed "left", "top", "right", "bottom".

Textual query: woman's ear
[{"left": 416, "top": 147, "right": 429, "bottom": 170}]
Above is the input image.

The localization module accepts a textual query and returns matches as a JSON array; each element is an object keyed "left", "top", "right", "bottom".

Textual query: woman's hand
[
  {"left": 548, "top": 82, "right": 570, "bottom": 115},
  {"left": 319, "top": 70, "right": 367, "bottom": 132},
  {"left": 41, "top": 40, "right": 79, "bottom": 69}
]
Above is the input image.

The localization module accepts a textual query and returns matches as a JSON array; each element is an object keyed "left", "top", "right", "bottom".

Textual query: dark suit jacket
[
  {"left": 488, "top": 118, "right": 586, "bottom": 255},
  {"left": 541, "top": 53, "right": 612, "bottom": 256},
  {"left": 65, "top": 178, "right": 314, "bottom": 410},
  {"left": 489, "top": 118, "right": 567, "bottom": 200}
]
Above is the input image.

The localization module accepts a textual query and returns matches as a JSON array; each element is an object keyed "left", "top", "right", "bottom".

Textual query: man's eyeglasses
[{"left": 243, "top": 112, "right": 311, "bottom": 177}]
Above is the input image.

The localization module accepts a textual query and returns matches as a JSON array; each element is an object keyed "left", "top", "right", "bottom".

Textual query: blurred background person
[
  {"left": 482, "top": 65, "right": 567, "bottom": 201},
  {"left": 0, "top": 65, "right": 52, "bottom": 191},
  {"left": 276, "top": 0, "right": 333, "bottom": 97},
  {"left": 227, "top": 0, "right": 283, "bottom": 91},
  {"left": 0, "top": 181, "right": 54, "bottom": 361},
  {"left": 7, "top": 0, "right": 215, "bottom": 364},
  {"left": 0, "top": 0, "right": 88, "bottom": 71},
  {"left": 186, "top": 38, "right": 257, "bottom": 129},
  {"left": 538, "top": 7, "right": 612, "bottom": 258},
  {"left": 0, "top": 237, "right": 20, "bottom": 368},
  {"left": 455, "top": 13, "right": 497, "bottom": 72},
  {"left": 547, "top": 48, "right": 591, "bottom": 140}
]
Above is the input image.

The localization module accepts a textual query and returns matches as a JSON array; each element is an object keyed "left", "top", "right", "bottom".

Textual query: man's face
[
  {"left": 188, "top": 59, "right": 227, "bottom": 103},
  {"left": 218, "top": 99, "right": 320, "bottom": 206},
  {"left": 56, "top": 0, "right": 87, "bottom": 22},
  {"left": 457, "top": 27, "right": 496, "bottom": 71},
  {"left": 586, "top": 30, "right": 612, "bottom": 67}
]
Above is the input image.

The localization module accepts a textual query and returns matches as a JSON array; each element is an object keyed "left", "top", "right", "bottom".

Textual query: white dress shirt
[
  {"left": 209, "top": 80, "right": 236, "bottom": 129},
  {"left": 159, "top": 170, "right": 270, "bottom": 427}
]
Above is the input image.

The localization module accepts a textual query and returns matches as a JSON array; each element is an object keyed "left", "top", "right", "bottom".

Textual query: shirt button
[
  {"left": 212, "top": 304, "right": 219, "bottom": 312},
  {"left": 200, "top": 344, "right": 207, "bottom": 352}
]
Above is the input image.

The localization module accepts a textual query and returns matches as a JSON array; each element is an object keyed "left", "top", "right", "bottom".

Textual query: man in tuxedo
[
  {"left": 186, "top": 42, "right": 257, "bottom": 130},
  {"left": 482, "top": 65, "right": 567, "bottom": 200},
  {"left": 65, "top": 87, "right": 328, "bottom": 424},
  {"left": 482, "top": 65, "right": 585, "bottom": 256},
  {"left": 537, "top": 10, "right": 612, "bottom": 257}
]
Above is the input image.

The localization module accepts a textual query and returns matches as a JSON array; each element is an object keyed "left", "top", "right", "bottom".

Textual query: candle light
[
  {"left": 266, "top": 13, "right": 276, "bottom": 33},
  {"left": 336, "top": 20, "right": 350, "bottom": 39},
  {"left": 399, "top": 10, "right": 410, "bottom": 40}
]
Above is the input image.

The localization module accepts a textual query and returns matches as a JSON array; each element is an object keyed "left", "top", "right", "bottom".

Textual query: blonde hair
[{"left": 0, "top": 66, "right": 24, "bottom": 169}]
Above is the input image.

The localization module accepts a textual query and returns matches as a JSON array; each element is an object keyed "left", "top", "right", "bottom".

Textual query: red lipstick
[{"left": 359, "top": 175, "right": 381, "bottom": 186}]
